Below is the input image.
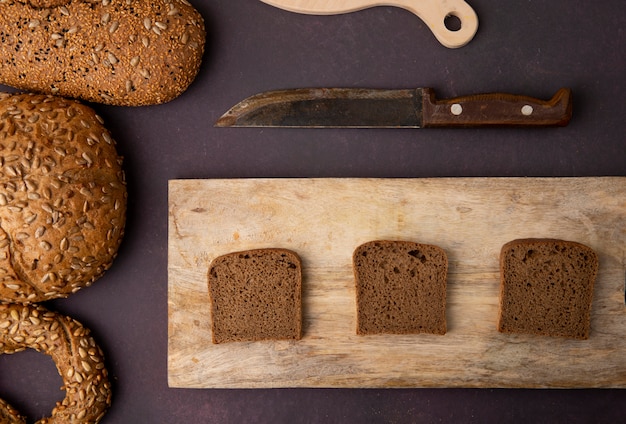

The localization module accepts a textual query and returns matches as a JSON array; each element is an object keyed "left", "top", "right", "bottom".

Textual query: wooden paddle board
[
  {"left": 259, "top": 0, "right": 479, "bottom": 48},
  {"left": 168, "top": 177, "right": 626, "bottom": 388}
]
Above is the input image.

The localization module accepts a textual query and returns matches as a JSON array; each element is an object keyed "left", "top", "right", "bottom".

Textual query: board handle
[
  {"left": 421, "top": 88, "right": 573, "bottom": 127},
  {"left": 395, "top": 0, "right": 478, "bottom": 48},
  {"left": 260, "top": 0, "right": 478, "bottom": 48}
]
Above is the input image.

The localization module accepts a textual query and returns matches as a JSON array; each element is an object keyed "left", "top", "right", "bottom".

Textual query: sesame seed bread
[
  {"left": 0, "top": 92, "right": 126, "bottom": 303},
  {"left": 0, "top": 302, "right": 111, "bottom": 423},
  {"left": 353, "top": 240, "right": 448, "bottom": 335},
  {"left": 20, "top": 0, "right": 69, "bottom": 7},
  {"left": 0, "top": 0, "right": 205, "bottom": 106},
  {"left": 498, "top": 238, "right": 599, "bottom": 339},
  {"left": 208, "top": 249, "right": 302, "bottom": 344}
]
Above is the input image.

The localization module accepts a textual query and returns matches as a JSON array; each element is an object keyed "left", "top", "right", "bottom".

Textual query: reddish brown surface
[{"left": 0, "top": 0, "right": 624, "bottom": 422}]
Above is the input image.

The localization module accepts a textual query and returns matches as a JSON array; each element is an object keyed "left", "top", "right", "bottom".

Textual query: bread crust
[
  {"left": 17, "top": 0, "right": 70, "bottom": 7},
  {"left": 353, "top": 240, "right": 448, "bottom": 335},
  {"left": 208, "top": 248, "right": 303, "bottom": 344},
  {"left": 0, "top": 92, "right": 126, "bottom": 303},
  {"left": 498, "top": 238, "right": 598, "bottom": 339},
  {"left": 0, "top": 302, "right": 111, "bottom": 423},
  {"left": 0, "top": 398, "right": 25, "bottom": 424},
  {"left": 0, "top": 0, "right": 205, "bottom": 106}
]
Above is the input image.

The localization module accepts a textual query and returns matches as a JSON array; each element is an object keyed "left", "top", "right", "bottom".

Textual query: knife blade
[
  {"left": 259, "top": 0, "right": 479, "bottom": 49},
  {"left": 215, "top": 88, "right": 572, "bottom": 128}
]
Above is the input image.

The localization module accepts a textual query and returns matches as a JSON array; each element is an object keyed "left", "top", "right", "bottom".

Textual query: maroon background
[{"left": 1, "top": 1, "right": 624, "bottom": 422}]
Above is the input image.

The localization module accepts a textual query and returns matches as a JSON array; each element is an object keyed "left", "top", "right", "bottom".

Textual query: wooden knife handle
[{"left": 421, "top": 88, "right": 573, "bottom": 127}]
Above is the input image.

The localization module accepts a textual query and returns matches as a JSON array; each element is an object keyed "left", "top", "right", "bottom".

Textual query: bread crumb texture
[
  {"left": 0, "top": 92, "right": 127, "bottom": 303},
  {"left": 498, "top": 238, "right": 598, "bottom": 340},
  {"left": 353, "top": 240, "right": 448, "bottom": 335},
  {"left": 208, "top": 249, "right": 302, "bottom": 344},
  {"left": 0, "top": 0, "right": 206, "bottom": 106}
]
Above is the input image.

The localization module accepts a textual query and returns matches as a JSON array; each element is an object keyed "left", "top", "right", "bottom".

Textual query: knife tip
[{"left": 214, "top": 114, "right": 236, "bottom": 127}]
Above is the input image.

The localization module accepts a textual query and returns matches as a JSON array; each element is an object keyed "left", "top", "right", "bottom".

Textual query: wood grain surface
[{"left": 168, "top": 177, "right": 626, "bottom": 388}]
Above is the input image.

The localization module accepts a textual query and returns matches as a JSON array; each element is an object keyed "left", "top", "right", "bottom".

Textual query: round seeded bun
[
  {"left": 0, "top": 92, "right": 126, "bottom": 303},
  {"left": 0, "top": 302, "right": 112, "bottom": 423},
  {"left": 0, "top": 398, "right": 25, "bottom": 424},
  {"left": 0, "top": 0, "right": 206, "bottom": 106}
]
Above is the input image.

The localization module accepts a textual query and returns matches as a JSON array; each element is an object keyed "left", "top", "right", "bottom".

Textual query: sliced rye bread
[
  {"left": 353, "top": 240, "right": 448, "bottom": 335},
  {"left": 208, "top": 248, "right": 302, "bottom": 344},
  {"left": 498, "top": 238, "right": 599, "bottom": 339}
]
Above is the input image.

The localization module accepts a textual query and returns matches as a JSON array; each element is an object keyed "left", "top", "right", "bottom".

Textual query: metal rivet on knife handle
[
  {"left": 420, "top": 88, "right": 573, "bottom": 127},
  {"left": 450, "top": 104, "right": 463, "bottom": 116}
]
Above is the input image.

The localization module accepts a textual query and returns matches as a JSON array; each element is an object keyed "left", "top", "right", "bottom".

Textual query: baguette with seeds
[
  {"left": 0, "top": 302, "right": 111, "bottom": 423},
  {"left": 19, "top": 0, "right": 69, "bottom": 7},
  {"left": 0, "top": 0, "right": 205, "bottom": 106},
  {"left": 0, "top": 92, "right": 126, "bottom": 303}
]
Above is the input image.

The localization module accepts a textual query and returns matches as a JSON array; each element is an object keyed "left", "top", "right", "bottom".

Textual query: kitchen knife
[
  {"left": 215, "top": 88, "right": 572, "bottom": 128},
  {"left": 259, "top": 0, "right": 478, "bottom": 48}
]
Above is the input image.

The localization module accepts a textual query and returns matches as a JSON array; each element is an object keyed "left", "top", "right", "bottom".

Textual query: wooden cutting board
[{"left": 168, "top": 177, "right": 626, "bottom": 388}]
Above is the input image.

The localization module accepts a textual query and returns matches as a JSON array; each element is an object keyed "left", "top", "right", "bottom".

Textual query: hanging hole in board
[{"left": 444, "top": 14, "right": 462, "bottom": 32}]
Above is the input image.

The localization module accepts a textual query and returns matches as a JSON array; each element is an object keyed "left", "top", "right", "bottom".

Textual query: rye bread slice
[
  {"left": 353, "top": 240, "right": 448, "bottom": 335},
  {"left": 498, "top": 238, "right": 598, "bottom": 339},
  {"left": 208, "top": 248, "right": 302, "bottom": 344}
]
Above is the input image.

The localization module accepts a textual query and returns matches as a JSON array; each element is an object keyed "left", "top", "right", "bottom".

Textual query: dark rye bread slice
[
  {"left": 208, "top": 248, "right": 302, "bottom": 344},
  {"left": 353, "top": 240, "right": 448, "bottom": 335},
  {"left": 498, "top": 238, "right": 599, "bottom": 340}
]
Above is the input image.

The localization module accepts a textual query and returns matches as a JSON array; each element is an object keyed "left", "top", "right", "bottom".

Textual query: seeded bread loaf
[
  {"left": 208, "top": 248, "right": 302, "bottom": 344},
  {"left": 20, "top": 0, "right": 69, "bottom": 7},
  {"left": 0, "top": 0, "right": 205, "bottom": 106},
  {"left": 0, "top": 302, "right": 111, "bottom": 423},
  {"left": 353, "top": 240, "right": 448, "bottom": 335},
  {"left": 0, "top": 92, "right": 126, "bottom": 303},
  {"left": 498, "top": 238, "right": 599, "bottom": 339}
]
